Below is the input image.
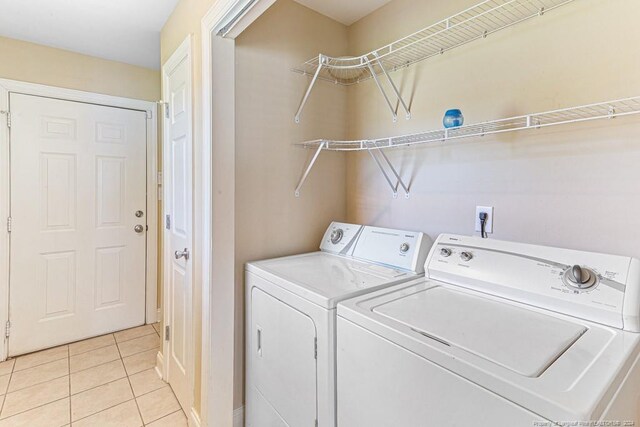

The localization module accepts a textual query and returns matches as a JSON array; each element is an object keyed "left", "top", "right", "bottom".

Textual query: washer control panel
[{"left": 427, "top": 234, "right": 640, "bottom": 332}]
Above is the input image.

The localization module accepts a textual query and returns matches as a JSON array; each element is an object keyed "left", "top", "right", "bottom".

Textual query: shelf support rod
[
  {"left": 373, "top": 54, "right": 411, "bottom": 120},
  {"left": 376, "top": 146, "right": 410, "bottom": 198},
  {"left": 364, "top": 58, "right": 398, "bottom": 123},
  {"left": 368, "top": 148, "right": 398, "bottom": 198},
  {"left": 373, "top": 53, "right": 411, "bottom": 120},
  {"left": 295, "top": 55, "right": 324, "bottom": 124},
  {"left": 295, "top": 141, "right": 326, "bottom": 197},
  {"left": 367, "top": 144, "right": 409, "bottom": 198}
]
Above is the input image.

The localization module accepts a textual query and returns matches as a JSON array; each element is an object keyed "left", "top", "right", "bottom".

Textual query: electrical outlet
[{"left": 475, "top": 206, "right": 494, "bottom": 234}]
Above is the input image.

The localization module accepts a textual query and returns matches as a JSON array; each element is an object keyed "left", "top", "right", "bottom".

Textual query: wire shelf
[
  {"left": 297, "top": 97, "right": 640, "bottom": 151},
  {"left": 293, "top": 0, "right": 575, "bottom": 85}
]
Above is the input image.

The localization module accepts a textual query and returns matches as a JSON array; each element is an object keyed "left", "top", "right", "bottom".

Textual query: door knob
[
  {"left": 134, "top": 224, "right": 144, "bottom": 233},
  {"left": 175, "top": 248, "right": 190, "bottom": 260}
]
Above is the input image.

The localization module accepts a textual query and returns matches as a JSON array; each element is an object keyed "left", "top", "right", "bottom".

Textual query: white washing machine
[
  {"left": 245, "top": 222, "right": 433, "bottom": 427},
  {"left": 337, "top": 234, "right": 640, "bottom": 426}
]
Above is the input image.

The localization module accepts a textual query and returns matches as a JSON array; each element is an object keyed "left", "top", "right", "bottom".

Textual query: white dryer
[
  {"left": 245, "top": 222, "right": 433, "bottom": 427},
  {"left": 337, "top": 234, "right": 640, "bottom": 426}
]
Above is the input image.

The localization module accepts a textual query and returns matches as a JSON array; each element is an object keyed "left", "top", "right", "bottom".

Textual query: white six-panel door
[
  {"left": 9, "top": 93, "right": 147, "bottom": 356},
  {"left": 163, "top": 36, "right": 193, "bottom": 413}
]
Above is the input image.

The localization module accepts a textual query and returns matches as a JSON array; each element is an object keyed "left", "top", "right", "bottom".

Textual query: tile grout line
[
  {"left": 114, "top": 332, "right": 147, "bottom": 426},
  {"left": 0, "top": 396, "right": 69, "bottom": 423},
  {"left": 11, "top": 347, "right": 69, "bottom": 373},
  {"left": 1, "top": 326, "right": 161, "bottom": 423},
  {"left": 71, "top": 397, "right": 139, "bottom": 425},
  {"left": 12, "top": 326, "right": 157, "bottom": 370},
  {"left": 68, "top": 349, "right": 72, "bottom": 426},
  {"left": 145, "top": 409, "right": 184, "bottom": 426},
  {"left": 0, "top": 359, "right": 15, "bottom": 417},
  {"left": 6, "top": 357, "right": 70, "bottom": 394},
  {"left": 68, "top": 329, "right": 157, "bottom": 357},
  {"left": 67, "top": 344, "right": 158, "bottom": 376},
  {"left": 0, "top": 370, "right": 166, "bottom": 423}
]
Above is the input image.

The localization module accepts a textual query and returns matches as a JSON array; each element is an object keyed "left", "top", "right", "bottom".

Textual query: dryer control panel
[
  {"left": 320, "top": 222, "right": 364, "bottom": 255},
  {"left": 352, "top": 226, "right": 432, "bottom": 274},
  {"left": 320, "top": 222, "right": 433, "bottom": 274},
  {"left": 426, "top": 234, "right": 640, "bottom": 332}
]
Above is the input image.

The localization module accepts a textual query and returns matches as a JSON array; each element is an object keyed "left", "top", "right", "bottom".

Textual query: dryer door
[{"left": 249, "top": 287, "right": 318, "bottom": 426}]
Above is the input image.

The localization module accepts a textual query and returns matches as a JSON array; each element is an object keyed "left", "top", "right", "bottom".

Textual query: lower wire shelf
[{"left": 294, "top": 96, "right": 640, "bottom": 198}]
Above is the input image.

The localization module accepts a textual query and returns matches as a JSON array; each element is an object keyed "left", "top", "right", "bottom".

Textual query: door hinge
[
  {"left": 156, "top": 101, "right": 169, "bottom": 119},
  {"left": 165, "top": 214, "right": 171, "bottom": 230},
  {"left": 314, "top": 337, "right": 317, "bottom": 359},
  {"left": 165, "top": 325, "right": 170, "bottom": 341},
  {"left": 146, "top": 110, "right": 153, "bottom": 120},
  {"left": 158, "top": 101, "right": 169, "bottom": 119},
  {"left": 6, "top": 217, "right": 11, "bottom": 233},
  {"left": 5, "top": 321, "right": 10, "bottom": 338}
]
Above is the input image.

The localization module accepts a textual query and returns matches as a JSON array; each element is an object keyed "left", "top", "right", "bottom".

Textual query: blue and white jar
[{"left": 443, "top": 109, "right": 464, "bottom": 128}]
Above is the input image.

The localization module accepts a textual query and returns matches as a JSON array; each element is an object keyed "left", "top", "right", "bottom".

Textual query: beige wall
[
  {"left": 0, "top": 36, "right": 159, "bottom": 101},
  {"left": 346, "top": 0, "right": 640, "bottom": 260},
  {"left": 235, "top": 0, "right": 348, "bottom": 409}
]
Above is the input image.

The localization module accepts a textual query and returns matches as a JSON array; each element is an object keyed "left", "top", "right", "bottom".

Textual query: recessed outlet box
[{"left": 475, "top": 206, "right": 494, "bottom": 234}]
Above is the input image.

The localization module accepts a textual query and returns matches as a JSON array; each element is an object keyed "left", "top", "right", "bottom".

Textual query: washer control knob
[
  {"left": 564, "top": 265, "right": 598, "bottom": 290},
  {"left": 400, "top": 243, "right": 410, "bottom": 253},
  {"left": 440, "top": 248, "right": 452, "bottom": 257},
  {"left": 330, "top": 229, "right": 344, "bottom": 244},
  {"left": 570, "top": 265, "right": 589, "bottom": 284},
  {"left": 460, "top": 251, "right": 473, "bottom": 262}
]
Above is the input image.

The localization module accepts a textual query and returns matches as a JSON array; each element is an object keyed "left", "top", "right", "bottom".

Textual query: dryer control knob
[
  {"left": 400, "top": 243, "right": 410, "bottom": 253},
  {"left": 330, "top": 229, "right": 344, "bottom": 244}
]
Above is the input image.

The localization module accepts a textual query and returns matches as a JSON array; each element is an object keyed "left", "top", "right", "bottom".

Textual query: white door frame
[
  {"left": 200, "top": 1, "right": 276, "bottom": 425},
  {"left": 160, "top": 34, "right": 194, "bottom": 412},
  {"left": 0, "top": 78, "right": 159, "bottom": 361}
]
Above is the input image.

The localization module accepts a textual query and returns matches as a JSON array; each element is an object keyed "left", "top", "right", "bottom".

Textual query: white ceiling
[
  {"left": 294, "top": 0, "right": 393, "bottom": 26},
  {"left": 0, "top": 0, "right": 179, "bottom": 70}
]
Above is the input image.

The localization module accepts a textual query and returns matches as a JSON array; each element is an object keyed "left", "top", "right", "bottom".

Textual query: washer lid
[
  {"left": 248, "top": 252, "right": 416, "bottom": 308},
  {"left": 373, "top": 286, "right": 587, "bottom": 377}
]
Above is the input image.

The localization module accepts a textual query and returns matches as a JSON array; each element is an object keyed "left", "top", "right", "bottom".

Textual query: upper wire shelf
[
  {"left": 298, "top": 97, "right": 640, "bottom": 151},
  {"left": 294, "top": 96, "right": 640, "bottom": 198},
  {"left": 292, "top": 0, "right": 576, "bottom": 123},
  {"left": 293, "top": 0, "right": 574, "bottom": 86}
]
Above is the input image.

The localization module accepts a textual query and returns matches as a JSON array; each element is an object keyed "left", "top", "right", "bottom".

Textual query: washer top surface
[
  {"left": 372, "top": 285, "right": 586, "bottom": 377},
  {"left": 247, "top": 251, "right": 419, "bottom": 308}
]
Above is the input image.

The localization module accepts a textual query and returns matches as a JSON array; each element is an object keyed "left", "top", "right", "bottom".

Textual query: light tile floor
[{"left": 0, "top": 323, "right": 187, "bottom": 427}]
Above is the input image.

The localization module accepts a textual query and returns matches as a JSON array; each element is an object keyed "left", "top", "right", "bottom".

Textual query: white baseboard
[
  {"left": 155, "top": 351, "right": 164, "bottom": 380},
  {"left": 189, "top": 408, "right": 202, "bottom": 427},
  {"left": 233, "top": 406, "right": 244, "bottom": 427}
]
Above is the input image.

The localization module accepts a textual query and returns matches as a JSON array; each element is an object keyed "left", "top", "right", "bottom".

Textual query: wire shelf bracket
[
  {"left": 294, "top": 140, "right": 326, "bottom": 197},
  {"left": 292, "top": 0, "right": 576, "bottom": 122},
  {"left": 367, "top": 143, "right": 410, "bottom": 199}
]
